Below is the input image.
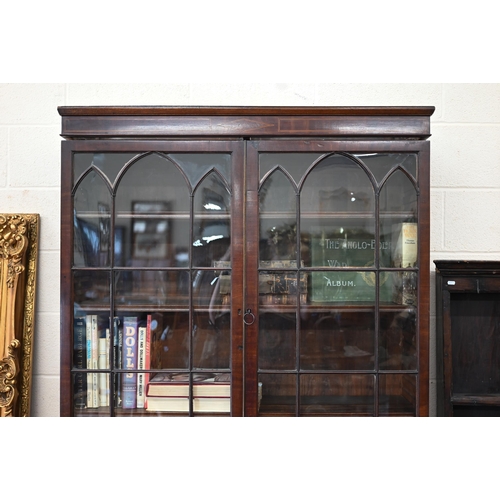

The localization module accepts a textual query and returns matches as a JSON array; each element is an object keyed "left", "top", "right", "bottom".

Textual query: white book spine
[
  {"left": 136, "top": 326, "right": 146, "bottom": 409},
  {"left": 98, "top": 337, "right": 107, "bottom": 407},
  {"left": 91, "top": 315, "right": 99, "bottom": 408}
]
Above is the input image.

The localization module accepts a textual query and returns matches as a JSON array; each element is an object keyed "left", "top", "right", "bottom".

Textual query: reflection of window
[{"left": 132, "top": 201, "right": 171, "bottom": 261}]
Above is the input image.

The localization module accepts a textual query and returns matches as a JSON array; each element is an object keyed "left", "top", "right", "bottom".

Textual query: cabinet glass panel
[
  {"left": 379, "top": 168, "right": 418, "bottom": 269},
  {"left": 258, "top": 311, "right": 296, "bottom": 370},
  {"left": 192, "top": 171, "right": 231, "bottom": 267},
  {"left": 300, "top": 309, "right": 375, "bottom": 370},
  {"left": 115, "top": 153, "right": 190, "bottom": 267},
  {"left": 379, "top": 374, "right": 417, "bottom": 416},
  {"left": 300, "top": 374, "right": 375, "bottom": 416},
  {"left": 259, "top": 169, "right": 297, "bottom": 264},
  {"left": 74, "top": 170, "right": 112, "bottom": 268},
  {"left": 71, "top": 149, "right": 235, "bottom": 416},
  {"left": 258, "top": 373, "right": 296, "bottom": 415}
]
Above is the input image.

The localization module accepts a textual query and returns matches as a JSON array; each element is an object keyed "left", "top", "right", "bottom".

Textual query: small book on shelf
[{"left": 147, "top": 372, "right": 230, "bottom": 398}]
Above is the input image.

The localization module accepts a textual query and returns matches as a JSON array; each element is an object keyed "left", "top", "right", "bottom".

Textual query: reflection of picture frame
[
  {"left": 98, "top": 202, "right": 110, "bottom": 252},
  {"left": 132, "top": 201, "right": 171, "bottom": 260}
]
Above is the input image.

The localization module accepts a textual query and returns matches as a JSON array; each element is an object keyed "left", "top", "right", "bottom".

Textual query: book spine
[
  {"left": 86, "top": 314, "right": 93, "bottom": 408},
  {"left": 113, "top": 317, "right": 122, "bottom": 407},
  {"left": 91, "top": 314, "right": 99, "bottom": 408},
  {"left": 136, "top": 326, "right": 146, "bottom": 409},
  {"left": 73, "top": 316, "right": 87, "bottom": 409},
  {"left": 105, "top": 327, "right": 110, "bottom": 406},
  {"left": 121, "top": 316, "right": 138, "bottom": 409},
  {"left": 400, "top": 222, "right": 418, "bottom": 268},
  {"left": 144, "top": 314, "right": 151, "bottom": 409},
  {"left": 98, "top": 337, "right": 108, "bottom": 407}
]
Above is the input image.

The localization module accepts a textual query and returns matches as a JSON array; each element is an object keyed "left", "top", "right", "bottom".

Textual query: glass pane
[
  {"left": 301, "top": 155, "right": 375, "bottom": 270},
  {"left": 116, "top": 154, "right": 190, "bottom": 267},
  {"left": 73, "top": 153, "right": 139, "bottom": 188},
  {"left": 383, "top": 270, "right": 418, "bottom": 307},
  {"left": 115, "top": 270, "right": 190, "bottom": 307},
  {"left": 379, "top": 374, "right": 417, "bottom": 416},
  {"left": 259, "top": 153, "right": 324, "bottom": 185},
  {"left": 258, "top": 373, "right": 296, "bottom": 416},
  {"left": 258, "top": 311, "right": 296, "bottom": 370},
  {"left": 354, "top": 153, "right": 417, "bottom": 183},
  {"left": 380, "top": 170, "right": 418, "bottom": 268},
  {"left": 259, "top": 169, "right": 297, "bottom": 263},
  {"left": 300, "top": 374, "right": 375, "bottom": 416},
  {"left": 379, "top": 305, "right": 417, "bottom": 370},
  {"left": 74, "top": 171, "right": 112, "bottom": 267},
  {"left": 192, "top": 172, "right": 231, "bottom": 267},
  {"left": 300, "top": 310, "right": 375, "bottom": 370},
  {"left": 73, "top": 270, "right": 110, "bottom": 308},
  {"left": 192, "top": 311, "right": 230, "bottom": 369},
  {"left": 259, "top": 270, "right": 304, "bottom": 306},
  {"left": 170, "top": 153, "right": 232, "bottom": 188}
]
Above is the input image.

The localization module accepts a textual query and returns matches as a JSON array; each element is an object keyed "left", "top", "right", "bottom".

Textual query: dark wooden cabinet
[
  {"left": 435, "top": 260, "right": 500, "bottom": 416},
  {"left": 59, "top": 106, "right": 433, "bottom": 416}
]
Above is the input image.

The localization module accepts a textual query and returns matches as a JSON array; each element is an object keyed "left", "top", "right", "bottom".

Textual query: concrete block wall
[{"left": 1, "top": 83, "right": 499, "bottom": 416}]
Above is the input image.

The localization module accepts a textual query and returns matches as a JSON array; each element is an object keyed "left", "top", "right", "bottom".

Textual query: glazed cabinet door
[
  {"left": 244, "top": 140, "right": 430, "bottom": 416},
  {"left": 61, "top": 140, "right": 245, "bottom": 416}
]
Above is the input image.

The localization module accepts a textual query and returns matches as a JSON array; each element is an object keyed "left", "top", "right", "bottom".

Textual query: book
[
  {"left": 98, "top": 337, "right": 108, "bottom": 407},
  {"left": 393, "top": 222, "right": 418, "bottom": 268},
  {"left": 105, "top": 327, "right": 110, "bottom": 406},
  {"left": 113, "top": 317, "right": 122, "bottom": 407},
  {"left": 145, "top": 395, "right": 230, "bottom": 413},
  {"left": 121, "top": 316, "right": 139, "bottom": 409},
  {"left": 85, "top": 314, "right": 94, "bottom": 408},
  {"left": 392, "top": 222, "right": 418, "bottom": 305},
  {"left": 147, "top": 372, "right": 230, "bottom": 397},
  {"left": 144, "top": 314, "right": 152, "bottom": 408},
  {"left": 91, "top": 314, "right": 99, "bottom": 408},
  {"left": 73, "top": 316, "right": 87, "bottom": 409},
  {"left": 310, "top": 227, "right": 393, "bottom": 302},
  {"left": 136, "top": 326, "right": 147, "bottom": 409}
]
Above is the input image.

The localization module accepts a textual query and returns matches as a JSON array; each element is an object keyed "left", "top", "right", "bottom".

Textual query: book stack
[
  {"left": 73, "top": 314, "right": 111, "bottom": 409},
  {"left": 146, "top": 372, "right": 231, "bottom": 413}
]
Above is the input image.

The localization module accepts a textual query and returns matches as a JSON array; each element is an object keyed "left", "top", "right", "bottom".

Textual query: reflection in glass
[
  {"left": 379, "top": 169, "right": 418, "bottom": 268},
  {"left": 192, "top": 311, "right": 230, "bottom": 369},
  {"left": 259, "top": 312, "right": 296, "bottom": 370},
  {"left": 74, "top": 170, "right": 112, "bottom": 267},
  {"left": 73, "top": 271, "right": 110, "bottom": 308},
  {"left": 260, "top": 169, "right": 297, "bottom": 263},
  {"left": 379, "top": 306, "right": 417, "bottom": 370},
  {"left": 300, "top": 374, "right": 375, "bottom": 416},
  {"left": 300, "top": 311, "right": 375, "bottom": 370},
  {"left": 170, "top": 153, "right": 232, "bottom": 187},
  {"left": 379, "top": 374, "right": 417, "bottom": 416},
  {"left": 354, "top": 153, "right": 417, "bottom": 183},
  {"left": 192, "top": 172, "right": 231, "bottom": 268},
  {"left": 116, "top": 153, "right": 190, "bottom": 268},
  {"left": 151, "top": 312, "right": 190, "bottom": 370},
  {"left": 259, "top": 153, "right": 324, "bottom": 184}
]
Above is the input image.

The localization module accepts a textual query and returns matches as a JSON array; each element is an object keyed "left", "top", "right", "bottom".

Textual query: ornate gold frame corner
[{"left": 0, "top": 214, "right": 39, "bottom": 417}]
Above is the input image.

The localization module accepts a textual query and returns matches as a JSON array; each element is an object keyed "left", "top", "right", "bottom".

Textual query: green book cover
[{"left": 309, "top": 228, "right": 394, "bottom": 302}]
